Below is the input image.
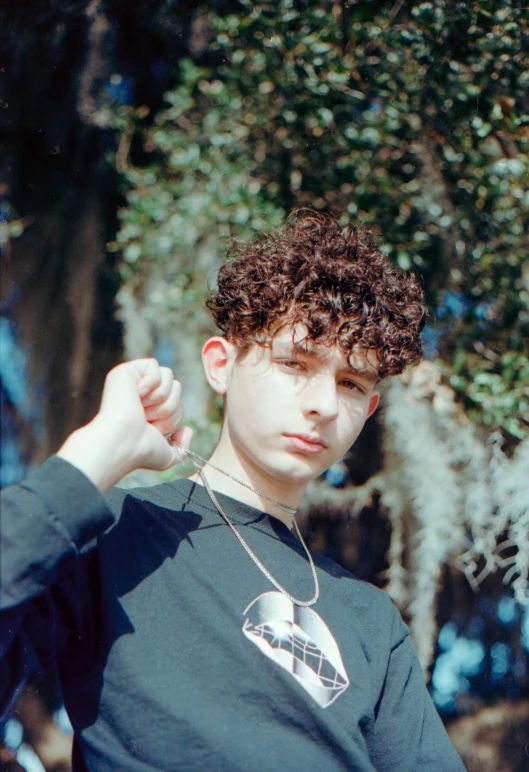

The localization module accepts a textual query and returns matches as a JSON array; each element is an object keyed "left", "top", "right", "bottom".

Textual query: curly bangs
[{"left": 206, "top": 211, "right": 427, "bottom": 379}]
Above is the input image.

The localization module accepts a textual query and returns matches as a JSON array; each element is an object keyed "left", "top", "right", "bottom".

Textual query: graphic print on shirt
[{"left": 242, "top": 591, "right": 349, "bottom": 708}]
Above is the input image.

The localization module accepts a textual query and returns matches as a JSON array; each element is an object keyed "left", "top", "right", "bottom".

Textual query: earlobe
[
  {"left": 367, "top": 392, "right": 380, "bottom": 418},
  {"left": 201, "top": 337, "right": 233, "bottom": 395}
]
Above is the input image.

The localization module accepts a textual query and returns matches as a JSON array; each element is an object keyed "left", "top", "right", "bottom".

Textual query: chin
[{"left": 261, "top": 452, "right": 327, "bottom": 484}]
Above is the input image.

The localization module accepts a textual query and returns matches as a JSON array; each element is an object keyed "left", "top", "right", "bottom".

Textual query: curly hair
[{"left": 206, "top": 211, "right": 426, "bottom": 379}]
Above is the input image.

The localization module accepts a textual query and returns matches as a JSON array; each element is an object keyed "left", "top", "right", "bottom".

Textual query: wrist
[{"left": 57, "top": 416, "right": 137, "bottom": 493}]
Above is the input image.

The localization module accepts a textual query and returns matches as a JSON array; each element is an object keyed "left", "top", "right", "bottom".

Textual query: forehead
[{"left": 271, "top": 327, "right": 380, "bottom": 380}]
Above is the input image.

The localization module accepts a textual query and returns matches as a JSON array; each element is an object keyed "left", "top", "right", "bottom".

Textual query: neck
[{"left": 187, "top": 442, "right": 306, "bottom": 529}]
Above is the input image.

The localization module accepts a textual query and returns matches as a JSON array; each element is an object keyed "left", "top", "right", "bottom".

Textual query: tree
[
  {"left": 0, "top": 0, "right": 200, "bottom": 458},
  {"left": 111, "top": 0, "right": 529, "bottom": 675},
  {"left": 113, "top": 0, "right": 529, "bottom": 440}
]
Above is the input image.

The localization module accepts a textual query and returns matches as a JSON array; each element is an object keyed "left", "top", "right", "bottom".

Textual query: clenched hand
[{"left": 57, "top": 359, "right": 193, "bottom": 492}]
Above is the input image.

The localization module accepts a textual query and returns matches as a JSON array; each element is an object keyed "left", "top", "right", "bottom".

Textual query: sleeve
[
  {"left": 0, "top": 456, "right": 115, "bottom": 717},
  {"left": 371, "top": 630, "right": 466, "bottom": 772}
]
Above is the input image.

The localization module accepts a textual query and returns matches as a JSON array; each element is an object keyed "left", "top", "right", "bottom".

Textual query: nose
[{"left": 302, "top": 376, "right": 339, "bottom": 421}]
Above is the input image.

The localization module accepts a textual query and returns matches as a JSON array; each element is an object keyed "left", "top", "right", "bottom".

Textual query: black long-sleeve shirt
[{"left": 1, "top": 457, "right": 465, "bottom": 771}]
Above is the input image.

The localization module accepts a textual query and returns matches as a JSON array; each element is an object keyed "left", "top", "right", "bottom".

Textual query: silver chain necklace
[{"left": 171, "top": 441, "right": 320, "bottom": 608}]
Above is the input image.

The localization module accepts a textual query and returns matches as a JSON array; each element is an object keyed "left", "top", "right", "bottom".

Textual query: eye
[
  {"left": 278, "top": 359, "right": 304, "bottom": 371},
  {"left": 342, "top": 380, "right": 364, "bottom": 394}
]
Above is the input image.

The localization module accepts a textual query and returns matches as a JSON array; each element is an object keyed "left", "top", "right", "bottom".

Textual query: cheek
[
  {"left": 228, "top": 378, "right": 275, "bottom": 433},
  {"left": 337, "top": 401, "right": 370, "bottom": 439},
  {"left": 240, "top": 370, "right": 293, "bottom": 412}
]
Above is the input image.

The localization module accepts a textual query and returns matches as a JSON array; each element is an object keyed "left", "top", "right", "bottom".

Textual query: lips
[{"left": 284, "top": 434, "right": 328, "bottom": 453}]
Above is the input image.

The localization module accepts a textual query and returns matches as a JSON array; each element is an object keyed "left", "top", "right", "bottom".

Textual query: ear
[
  {"left": 367, "top": 391, "right": 380, "bottom": 418},
  {"left": 201, "top": 337, "right": 235, "bottom": 396}
]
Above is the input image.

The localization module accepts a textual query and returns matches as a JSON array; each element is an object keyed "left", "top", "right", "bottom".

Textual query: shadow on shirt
[{"left": 52, "top": 488, "right": 203, "bottom": 731}]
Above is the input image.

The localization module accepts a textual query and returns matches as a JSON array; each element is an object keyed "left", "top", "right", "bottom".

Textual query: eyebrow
[{"left": 274, "top": 342, "right": 379, "bottom": 383}]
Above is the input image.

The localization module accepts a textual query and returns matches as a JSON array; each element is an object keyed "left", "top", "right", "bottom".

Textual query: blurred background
[{"left": 0, "top": 1, "right": 527, "bottom": 770}]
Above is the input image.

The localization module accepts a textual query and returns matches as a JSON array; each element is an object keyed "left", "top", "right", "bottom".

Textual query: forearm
[
  {"left": 0, "top": 358, "right": 190, "bottom": 716},
  {"left": 0, "top": 457, "right": 114, "bottom": 610},
  {"left": 0, "top": 455, "right": 116, "bottom": 718},
  {"left": 57, "top": 414, "right": 139, "bottom": 493}
]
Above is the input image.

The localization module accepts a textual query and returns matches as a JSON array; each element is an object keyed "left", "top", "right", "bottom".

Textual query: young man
[{"left": 1, "top": 213, "right": 464, "bottom": 771}]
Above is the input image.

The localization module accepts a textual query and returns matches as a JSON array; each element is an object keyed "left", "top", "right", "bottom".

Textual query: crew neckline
[{"left": 166, "top": 476, "right": 297, "bottom": 544}]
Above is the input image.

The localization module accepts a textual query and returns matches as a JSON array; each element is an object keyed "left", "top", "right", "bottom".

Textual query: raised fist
[{"left": 58, "top": 359, "right": 193, "bottom": 491}]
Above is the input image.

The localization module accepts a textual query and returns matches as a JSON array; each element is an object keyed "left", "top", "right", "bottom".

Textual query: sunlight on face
[{"left": 221, "top": 326, "right": 380, "bottom": 488}]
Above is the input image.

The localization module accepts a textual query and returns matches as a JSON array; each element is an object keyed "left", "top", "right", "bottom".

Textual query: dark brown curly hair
[{"left": 206, "top": 211, "right": 426, "bottom": 379}]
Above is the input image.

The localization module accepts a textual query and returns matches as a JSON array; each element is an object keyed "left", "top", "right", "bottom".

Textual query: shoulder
[
  {"left": 86, "top": 479, "right": 206, "bottom": 589},
  {"left": 101, "top": 478, "right": 206, "bottom": 548},
  {"left": 104, "top": 478, "right": 204, "bottom": 520}
]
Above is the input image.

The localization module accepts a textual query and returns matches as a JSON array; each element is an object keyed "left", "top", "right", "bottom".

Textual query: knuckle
[{"left": 144, "top": 358, "right": 160, "bottom": 376}]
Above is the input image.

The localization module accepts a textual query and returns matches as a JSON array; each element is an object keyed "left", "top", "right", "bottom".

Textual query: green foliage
[
  {"left": 450, "top": 352, "right": 529, "bottom": 439},
  {"left": 112, "top": 0, "right": 529, "bottom": 439}
]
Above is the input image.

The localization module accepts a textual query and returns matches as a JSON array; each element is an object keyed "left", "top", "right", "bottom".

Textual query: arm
[
  {"left": 371, "top": 632, "right": 465, "bottom": 772},
  {"left": 0, "top": 359, "right": 192, "bottom": 716}
]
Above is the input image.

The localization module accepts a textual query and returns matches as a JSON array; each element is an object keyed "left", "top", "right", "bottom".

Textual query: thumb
[{"left": 166, "top": 425, "right": 194, "bottom": 466}]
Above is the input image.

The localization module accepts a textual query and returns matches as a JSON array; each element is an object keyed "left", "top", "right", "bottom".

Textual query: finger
[
  {"left": 167, "top": 426, "right": 194, "bottom": 465},
  {"left": 144, "top": 401, "right": 183, "bottom": 426},
  {"left": 150, "top": 414, "right": 184, "bottom": 437},
  {"left": 144, "top": 382, "right": 183, "bottom": 424},
  {"left": 101, "top": 358, "right": 158, "bottom": 403},
  {"left": 136, "top": 359, "right": 164, "bottom": 398},
  {"left": 142, "top": 369, "right": 179, "bottom": 408}
]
